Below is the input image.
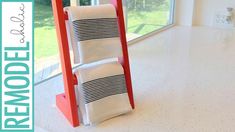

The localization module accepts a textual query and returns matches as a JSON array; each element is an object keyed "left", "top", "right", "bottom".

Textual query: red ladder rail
[
  {"left": 111, "top": 0, "right": 135, "bottom": 109},
  {"left": 52, "top": 0, "right": 80, "bottom": 127}
]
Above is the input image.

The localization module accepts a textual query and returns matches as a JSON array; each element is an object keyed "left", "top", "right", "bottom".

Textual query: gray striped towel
[
  {"left": 75, "top": 61, "right": 132, "bottom": 125},
  {"left": 65, "top": 4, "right": 123, "bottom": 64}
]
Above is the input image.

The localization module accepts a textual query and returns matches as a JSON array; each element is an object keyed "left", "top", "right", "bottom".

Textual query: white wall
[
  {"left": 193, "top": 0, "right": 235, "bottom": 26},
  {"left": 175, "top": 0, "right": 235, "bottom": 26},
  {"left": 175, "top": 0, "right": 195, "bottom": 26}
]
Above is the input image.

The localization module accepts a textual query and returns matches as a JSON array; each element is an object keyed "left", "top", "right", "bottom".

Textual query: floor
[{"left": 35, "top": 26, "right": 235, "bottom": 132}]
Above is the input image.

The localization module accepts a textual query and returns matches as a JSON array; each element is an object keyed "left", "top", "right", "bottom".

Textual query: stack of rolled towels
[{"left": 65, "top": 4, "right": 132, "bottom": 126}]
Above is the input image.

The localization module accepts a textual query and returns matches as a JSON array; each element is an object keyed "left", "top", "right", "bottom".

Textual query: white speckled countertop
[{"left": 35, "top": 26, "right": 235, "bottom": 132}]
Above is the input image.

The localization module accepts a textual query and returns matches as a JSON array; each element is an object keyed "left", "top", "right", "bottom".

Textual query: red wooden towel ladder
[{"left": 51, "top": 0, "right": 135, "bottom": 127}]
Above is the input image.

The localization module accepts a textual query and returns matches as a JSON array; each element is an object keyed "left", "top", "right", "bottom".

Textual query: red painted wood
[
  {"left": 51, "top": 0, "right": 80, "bottom": 127},
  {"left": 56, "top": 94, "right": 70, "bottom": 122},
  {"left": 73, "top": 74, "right": 78, "bottom": 85},
  {"left": 111, "top": 0, "right": 135, "bottom": 109},
  {"left": 64, "top": 11, "right": 68, "bottom": 20}
]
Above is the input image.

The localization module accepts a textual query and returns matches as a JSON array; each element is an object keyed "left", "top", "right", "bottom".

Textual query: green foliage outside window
[
  {"left": 127, "top": 0, "right": 170, "bottom": 11},
  {"left": 80, "top": 0, "right": 91, "bottom": 5},
  {"left": 35, "top": 0, "right": 70, "bottom": 7}
]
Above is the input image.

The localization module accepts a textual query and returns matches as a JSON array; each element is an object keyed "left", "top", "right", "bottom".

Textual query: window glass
[
  {"left": 126, "top": 0, "right": 174, "bottom": 40},
  {"left": 80, "top": 0, "right": 92, "bottom": 5},
  {"left": 35, "top": 0, "right": 70, "bottom": 84}
]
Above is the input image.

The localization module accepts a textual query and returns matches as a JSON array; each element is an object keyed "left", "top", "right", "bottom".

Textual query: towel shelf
[{"left": 51, "top": 0, "right": 135, "bottom": 127}]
